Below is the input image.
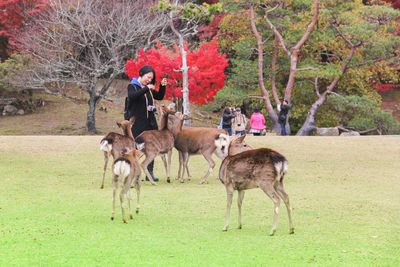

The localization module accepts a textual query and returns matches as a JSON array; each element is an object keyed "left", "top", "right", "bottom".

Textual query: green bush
[{"left": 328, "top": 94, "right": 400, "bottom": 134}]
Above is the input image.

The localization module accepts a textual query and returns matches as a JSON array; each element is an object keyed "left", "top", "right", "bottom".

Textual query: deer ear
[
  {"left": 116, "top": 122, "right": 122, "bottom": 128},
  {"left": 175, "top": 112, "right": 183, "bottom": 119},
  {"left": 238, "top": 134, "right": 246, "bottom": 143},
  {"left": 129, "top": 116, "right": 135, "bottom": 124}
]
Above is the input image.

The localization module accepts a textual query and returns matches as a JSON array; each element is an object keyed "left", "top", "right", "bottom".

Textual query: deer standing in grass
[
  {"left": 168, "top": 112, "right": 229, "bottom": 184},
  {"left": 99, "top": 117, "right": 136, "bottom": 189},
  {"left": 135, "top": 105, "right": 175, "bottom": 185},
  {"left": 218, "top": 135, "right": 294, "bottom": 236},
  {"left": 111, "top": 149, "right": 142, "bottom": 223}
]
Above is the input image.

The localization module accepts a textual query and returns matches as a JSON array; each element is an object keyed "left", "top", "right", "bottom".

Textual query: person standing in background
[
  {"left": 232, "top": 107, "right": 247, "bottom": 135},
  {"left": 250, "top": 107, "right": 266, "bottom": 136},
  {"left": 278, "top": 99, "right": 291, "bottom": 136},
  {"left": 221, "top": 107, "right": 236, "bottom": 136}
]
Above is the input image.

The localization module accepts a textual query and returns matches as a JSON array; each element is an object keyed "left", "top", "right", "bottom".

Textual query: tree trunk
[
  {"left": 86, "top": 81, "right": 101, "bottom": 134},
  {"left": 178, "top": 34, "right": 191, "bottom": 127},
  {"left": 249, "top": 4, "right": 280, "bottom": 134},
  {"left": 297, "top": 25, "right": 356, "bottom": 136},
  {"left": 176, "top": 97, "right": 183, "bottom": 113},
  {"left": 264, "top": 1, "right": 319, "bottom": 135},
  {"left": 268, "top": 113, "right": 281, "bottom": 133},
  {"left": 296, "top": 112, "right": 317, "bottom": 136},
  {"left": 296, "top": 92, "right": 326, "bottom": 136},
  {"left": 169, "top": 11, "right": 191, "bottom": 127}
]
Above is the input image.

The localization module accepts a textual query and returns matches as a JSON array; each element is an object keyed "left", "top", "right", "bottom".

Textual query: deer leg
[
  {"left": 101, "top": 151, "right": 109, "bottom": 189},
  {"left": 135, "top": 174, "right": 141, "bottom": 214},
  {"left": 125, "top": 176, "right": 133, "bottom": 220},
  {"left": 120, "top": 184, "right": 128, "bottom": 223},
  {"left": 223, "top": 187, "right": 234, "bottom": 231},
  {"left": 275, "top": 182, "right": 294, "bottom": 234},
  {"left": 237, "top": 190, "right": 245, "bottom": 229},
  {"left": 111, "top": 173, "right": 118, "bottom": 220},
  {"left": 259, "top": 183, "right": 281, "bottom": 236},
  {"left": 185, "top": 155, "right": 192, "bottom": 181},
  {"left": 167, "top": 150, "right": 172, "bottom": 183},
  {"left": 199, "top": 152, "right": 215, "bottom": 184},
  {"left": 180, "top": 152, "right": 189, "bottom": 183},
  {"left": 127, "top": 189, "right": 133, "bottom": 219},
  {"left": 160, "top": 154, "right": 169, "bottom": 182},
  {"left": 140, "top": 155, "right": 158, "bottom": 186},
  {"left": 177, "top": 151, "right": 183, "bottom": 180}
]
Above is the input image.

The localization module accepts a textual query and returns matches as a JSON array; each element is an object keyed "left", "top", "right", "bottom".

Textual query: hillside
[
  {"left": 1, "top": 80, "right": 399, "bottom": 135},
  {"left": 0, "top": 88, "right": 221, "bottom": 135}
]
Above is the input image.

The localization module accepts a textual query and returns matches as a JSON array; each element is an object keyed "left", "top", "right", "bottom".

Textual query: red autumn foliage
[
  {"left": 0, "top": 0, "right": 48, "bottom": 59},
  {"left": 197, "top": 14, "right": 226, "bottom": 41},
  {"left": 125, "top": 38, "right": 229, "bottom": 105},
  {"left": 202, "top": 0, "right": 219, "bottom": 4},
  {"left": 374, "top": 83, "right": 400, "bottom": 92},
  {"left": 384, "top": 0, "right": 400, "bottom": 9}
]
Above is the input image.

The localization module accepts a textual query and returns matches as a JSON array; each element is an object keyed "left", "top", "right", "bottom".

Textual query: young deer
[
  {"left": 135, "top": 105, "right": 175, "bottom": 185},
  {"left": 111, "top": 149, "right": 142, "bottom": 223},
  {"left": 168, "top": 112, "right": 229, "bottom": 184},
  {"left": 99, "top": 117, "right": 136, "bottom": 189},
  {"left": 218, "top": 135, "right": 294, "bottom": 236}
]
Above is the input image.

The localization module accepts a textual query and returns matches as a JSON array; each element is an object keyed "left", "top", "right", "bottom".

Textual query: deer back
[{"left": 219, "top": 148, "right": 287, "bottom": 190}]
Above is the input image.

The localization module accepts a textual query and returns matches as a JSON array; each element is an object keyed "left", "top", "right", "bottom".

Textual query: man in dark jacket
[
  {"left": 278, "top": 99, "right": 291, "bottom": 136},
  {"left": 125, "top": 65, "right": 167, "bottom": 181}
]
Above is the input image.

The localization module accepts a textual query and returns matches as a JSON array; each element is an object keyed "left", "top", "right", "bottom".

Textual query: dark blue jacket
[{"left": 126, "top": 78, "right": 166, "bottom": 138}]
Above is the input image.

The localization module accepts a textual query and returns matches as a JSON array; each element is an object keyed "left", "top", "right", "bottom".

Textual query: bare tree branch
[
  {"left": 264, "top": 4, "right": 291, "bottom": 57},
  {"left": 249, "top": 2, "right": 279, "bottom": 133},
  {"left": 15, "top": 0, "right": 171, "bottom": 133},
  {"left": 314, "top": 76, "right": 321, "bottom": 98},
  {"left": 296, "top": 67, "right": 320, "bottom": 72}
]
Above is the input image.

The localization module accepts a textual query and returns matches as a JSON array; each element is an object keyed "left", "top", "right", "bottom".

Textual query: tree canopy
[
  {"left": 125, "top": 38, "right": 228, "bottom": 107},
  {"left": 1, "top": 0, "right": 399, "bottom": 135}
]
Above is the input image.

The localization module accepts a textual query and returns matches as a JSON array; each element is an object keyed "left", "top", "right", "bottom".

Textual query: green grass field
[{"left": 0, "top": 135, "right": 399, "bottom": 266}]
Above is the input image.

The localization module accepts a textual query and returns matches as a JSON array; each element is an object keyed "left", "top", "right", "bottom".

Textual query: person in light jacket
[{"left": 232, "top": 107, "right": 247, "bottom": 135}]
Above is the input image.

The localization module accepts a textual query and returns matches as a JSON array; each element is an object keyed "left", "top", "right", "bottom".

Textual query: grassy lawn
[{"left": 0, "top": 135, "right": 399, "bottom": 266}]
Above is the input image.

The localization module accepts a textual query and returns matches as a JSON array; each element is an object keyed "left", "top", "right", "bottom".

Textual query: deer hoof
[
  {"left": 123, "top": 219, "right": 127, "bottom": 224},
  {"left": 269, "top": 230, "right": 276, "bottom": 236},
  {"left": 290, "top": 228, "right": 295, "bottom": 234},
  {"left": 100, "top": 185, "right": 104, "bottom": 189},
  {"left": 130, "top": 215, "right": 133, "bottom": 219},
  {"left": 136, "top": 210, "right": 139, "bottom": 214},
  {"left": 111, "top": 216, "right": 114, "bottom": 220},
  {"left": 167, "top": 179, "right": 170, "bottom": 183}
]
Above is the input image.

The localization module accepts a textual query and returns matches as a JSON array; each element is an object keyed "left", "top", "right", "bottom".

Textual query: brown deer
[
  {"left": 218, "top": 135, "right": 294, "bottom": 236},
  {"left": 134, "top": 105, "right": 175, "bottom": 185},
  {"left": 111, "top": 149, "right": 142, "bottom": 223},
  {"left": 99, "top": 117, "right": 136, "bottom": 189},
  {"left": 168, "top": 112, "right": 229, "bottom": 184}
]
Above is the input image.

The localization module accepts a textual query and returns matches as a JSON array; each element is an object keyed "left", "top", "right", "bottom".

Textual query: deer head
[{"left": 228, "top": 134, "right": 253, "bottom": 156}]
